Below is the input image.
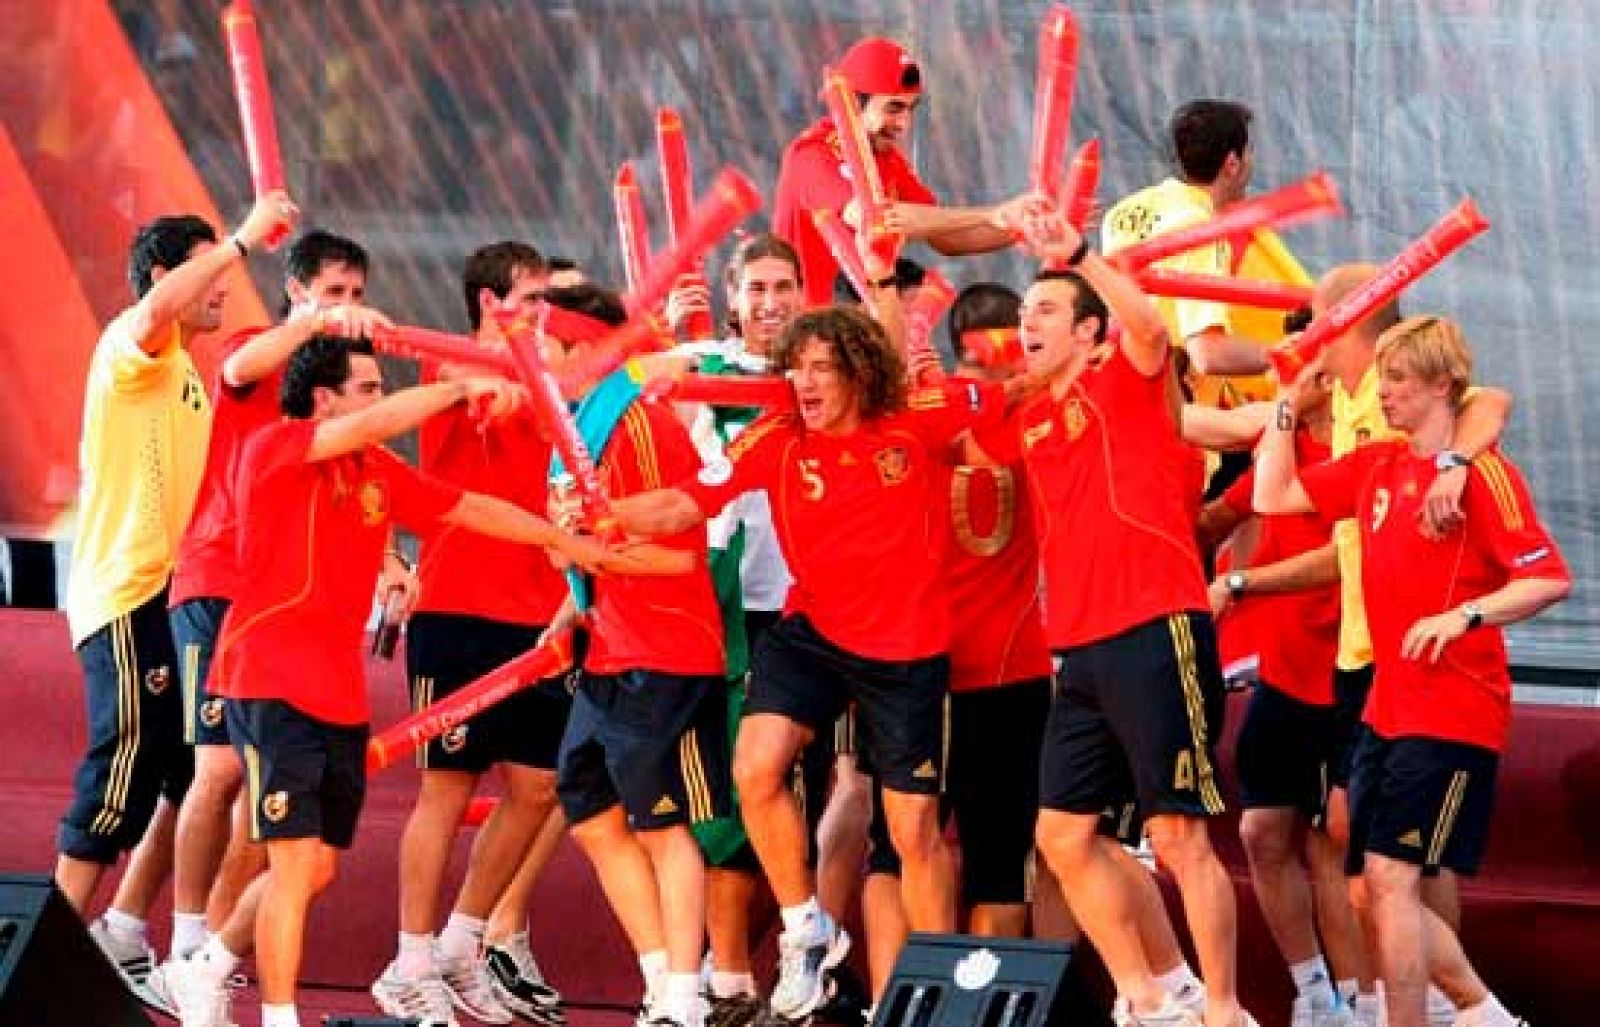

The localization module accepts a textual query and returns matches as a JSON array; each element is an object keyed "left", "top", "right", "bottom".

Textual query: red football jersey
[
  {"left": 585, "top": 400, "right": 725, "bottom": 677},
  {"left": 1300, "top": 441, "right": 1569, "bottom": 751},
  {"left": 1216, "top": 431, "right": 1339, "bottom": 705},
  {"left": 214, "top": 420, "right": 463, "bottom": 724},
  {"left": 682, "top": 383, "right": 998, "bottom": 662},
  {"left": 170, "top": 328, "right": 279, "bottom": 606},
  {"left": 413, "top": 372, "right": 566, "bottom": 627},
  {"left": 772, "top": 118, "right": 938, "bottom": 307},
  {"left": 981, "top": 348, "right": 1210, "bottom": 649},
  {"left": 942, "top": 460, "right": 1054, "bottom": 691}
]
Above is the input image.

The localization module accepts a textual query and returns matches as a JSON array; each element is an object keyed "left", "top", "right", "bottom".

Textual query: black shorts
[
  {"left": 228, "top": 698, "right": 368, "bottom": 849},
  {"left": 749, "top": 614, "right": 949, "bottom": 796},
  {"left": 406, "top": 613, "right": 572, "bottom": 773},
  {"left": 864, "top": 679, "right": 1050, "bottom": 905},
  {"left": 59, "top": 590, "right": 193, "bottom": 863},
  {"left": 1346, "top": 728, "right": 1499, "bottom": 878},
  {"left": 1329, "top": 665, "right": 1374, "bottom": 788},
  {"left": 1235, "top": 683, "right": 1341, "bottom": 820},
  {"left": 1043, "top": 612, "right": 1227, "bottom": 821},
  {"left": 172, "top": 597, "right": 232, "bottom": 747},
  {"left": 557, "top": 670, "right": 731, "bottom": 831}
]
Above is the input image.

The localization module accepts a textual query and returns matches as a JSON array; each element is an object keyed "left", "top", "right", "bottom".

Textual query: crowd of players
[{"left": 51, "top": 30, "right": 1568, "bottom": 1027}]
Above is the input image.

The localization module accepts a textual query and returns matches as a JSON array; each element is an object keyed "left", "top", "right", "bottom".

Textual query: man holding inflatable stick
[
  {"left": 371, "top": 242, "right": 572, "bottom": 1026},
  {"left": 1253, "top": 315, "right": 1566, "bottom": 1027},
  {"left": 963, "top": 205, "right": 1257, "bottom": 1027},
  {"left": 160, "top": 336, "right": 605, "bottom": 1027},
  {"left": 527, "top": 283, "right": 732, "bottom": 1027},
  {"left": 773, "top": 36, "right": 1032, "bottom": 307}
]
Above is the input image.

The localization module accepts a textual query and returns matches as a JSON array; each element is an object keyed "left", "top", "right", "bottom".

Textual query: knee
[
  {"left": 505, "top": 771, "right": 559, "bottom": 813},
  {"left": 884, "top": 800, "right": 942, "bottom": 865},
  {"left": 415, "top": 771, "right": 475, "bottom": 814},
  {"left": 732, "top": 749, "right": 786, "bottom": 804},
  {"left": 1035, "top": 814, "right": 1098, "bottom": 874},
  {"left": 1147, "top": 816, "right": 1215, "bottom": 873},
  {"left": 1239, "top": 812, "right": 1294, "bottom": 868}
]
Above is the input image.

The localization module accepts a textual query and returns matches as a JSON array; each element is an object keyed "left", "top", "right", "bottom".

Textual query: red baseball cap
[{"left": 835, "top": 37, "right": 923, "bottom": 96}]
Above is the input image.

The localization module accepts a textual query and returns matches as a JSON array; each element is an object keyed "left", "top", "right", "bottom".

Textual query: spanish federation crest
[
  {"left": 262, "top": 791, "right": 290, "bottom": 823},
  {"left": 1063, "top": 398, "right": 1088, "bottom": 441},
  {"left": 145, "top": 666, "right": 171, "bottom": 695},
  {"left": 358, "top": 480, "right": 388, "bottom": 526},
  {"left": 874, "top": 446, "right": 910, "bottom": 486}
]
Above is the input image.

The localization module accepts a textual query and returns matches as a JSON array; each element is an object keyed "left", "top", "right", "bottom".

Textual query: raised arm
[
  {"left": 881, "top": 200, "right": 1018, "bottom": 256},
  {"left": 224, "top": 304, "right": 393, "bottom": 388},
  {"left": 1252, "top": 393, "right": 1317, "bottom": 516},
  {"left": 307, "top": 379, "right": 505, "bottom": 463},
  {"left": 128, "top": 192, "right": 296, "bottom": 354}
]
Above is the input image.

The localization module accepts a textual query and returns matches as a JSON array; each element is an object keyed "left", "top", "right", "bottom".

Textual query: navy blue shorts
[
  {"left": 1235, "top": 683, "right": 1341, "bottom": 821},
  {"left": 229, "top": 699, "right": 368, "bottom": 848},
  {"left": 406, "top": 613, "right": 572, "bottom": 773},
  {"left": 59, "top": 590, "right": 192, "bottom": 863},
  {"left": 557, "top": 670, "right": 731, "bottom": 831},
  {"left": 1044, "top": 612, "right": 1227, "bottom": 821},
  {"left": 749, "top": 614, "right": 949, "bottom": 797},
  {"left": 1346, "top": 727, "right": 1499, "bottom": 878},
  {"left": 172, "top": 597, "right": 231, "bottom": 747}
]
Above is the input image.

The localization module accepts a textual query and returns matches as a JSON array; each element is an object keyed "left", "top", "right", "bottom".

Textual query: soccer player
[
  {"left": 667, "top": 234, "right": 806, "bottom": 1027},
  {"left": 60, "top": 193, "right": 293, "bottom": 995},
  {"left": 1311, "top": 265, "right": 1511, "bottom": 1025},
  {"left": 1253, "top": 316, "right": 1568, "bottom": 1027},
  {"left": 371, "top": 242, "right": 569, "bottom": 1026},
  {"left": 162, "top": 230, "right": 388, "bottom": 980},
  {"left": 165, "top": 336, "right": 604, "bottom": 1027},
  {"left": 541, "top": 283, "right": 732, "bottom": 1027},
  {"left": 772, "top": 36, "right": 1027, "bottom": 307},
  {"left": 972, "top": 210, "right": 1254, "bottom": 1027},
  {"left": 1198, "top": 367, "right": 1357, "bottom": 1027},
  {"left": 1101, "top": 100, "right": 1271, "bottom": 406},
  {"left": 611, "top": 301, "right": 1001, "bottom": 1020}
]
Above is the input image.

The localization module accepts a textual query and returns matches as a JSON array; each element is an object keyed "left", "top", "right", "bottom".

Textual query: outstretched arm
[
  {"left": 307, "top": 378, "right": 507, "bottom": 463},
  {"left": 128, "top": 192, "right": 296, "bottom": 353}
]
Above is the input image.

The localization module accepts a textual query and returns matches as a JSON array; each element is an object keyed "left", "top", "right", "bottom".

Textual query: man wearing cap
[{"left": 774, "top": 36, "right": 1028, "bottom": 307}]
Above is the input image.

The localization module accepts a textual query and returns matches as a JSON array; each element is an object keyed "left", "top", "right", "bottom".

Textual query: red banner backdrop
[{"left": 0, "top": 0, "right": 266, "bottom": 538}]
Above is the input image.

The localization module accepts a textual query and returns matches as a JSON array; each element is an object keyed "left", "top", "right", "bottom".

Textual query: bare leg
[{"left": 1146, "top": 814, "right": 1242, "bottom": 1027}]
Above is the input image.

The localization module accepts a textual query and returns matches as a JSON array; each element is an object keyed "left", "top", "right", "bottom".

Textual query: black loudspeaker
[
  {"left": 0, "top": 874, "right": 154, "bottom": 1026},
  {"left": 872, "top": 932, "right": 1108, "bottom": 1027}
]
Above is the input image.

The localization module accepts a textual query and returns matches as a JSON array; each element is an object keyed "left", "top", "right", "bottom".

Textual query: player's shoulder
[{"left": 726, "top": 410, "right": 798, "bottom": 459}]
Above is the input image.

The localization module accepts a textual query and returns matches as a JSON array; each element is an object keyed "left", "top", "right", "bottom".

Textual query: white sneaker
[
  {"left": 371, "top": 959, "right": 458, "bottom": 1026},
  {"left": 1293, "top": 991, "right": 1356, "bottom": 1027},
  {"left": 89, "top": 917, "right": 178, "bottom": 1018},
  {"left": 1113, "top": 997, "right": 1203, "bottom": 1026},
  {"left": 163, "top": 954, "right": 237, "bottom": 1027},
  {"left": 768, "top": 913, "right": 850, "bottom": 1020},
  {"left": 440, "top": 950, "right": 514, "bottom": 1023},
  {"left": 486, "top": 938, "right": 565, "bottom": 1024}
]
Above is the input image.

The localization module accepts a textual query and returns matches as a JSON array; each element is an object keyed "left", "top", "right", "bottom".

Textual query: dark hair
[
  {"left": 462, "top": 241, "right": 546, "bottom": 329},
  {"left": 774, "top": 307, "right": 907, "bottom": 421},
  {"left": 548, "top": 256, "right": 580, "bottom": 273},
  {"left": 947, "top": 282, "right": 1021, "bottom": 361},
  {"left": 832, "top": 257, "right": 926, "bottom": 305},
  {"left": 1283, "top": 305, "right": 1314, "bottom": 335},
  {"left": 280, "top": 230, "right": 369, "bottom": 316},
  {"left": 543, "top": 282, "right": 627, "bottom": 328},
  {"left": 723, "top": 233, "right": 803, "bottom": 290},
  {"left": 1169, "top": 99, "right": 1253, "bottom": 183},
  {"left": 127, "top": 214, "right": 217, "bottom": 298},
  {"left": 723, "top": 233, "right": 803, "bottom": 336},
  {"left": 1033, "top": 268, "right": 1110, "bottom": 343},
  {"left": 281, "top": 336, "right": 376, "bottom": 417}
]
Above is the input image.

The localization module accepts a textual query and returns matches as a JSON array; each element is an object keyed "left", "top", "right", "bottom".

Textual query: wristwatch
[
  {"left": 1434, "top": 449, "right": 1472, "bottom": 472},
  {"left": 1460, "top": 601, "right": 1485, "bottom": 629},
  {"left": 1226, "top": 571, "right": 1247, "bottom": 599}
]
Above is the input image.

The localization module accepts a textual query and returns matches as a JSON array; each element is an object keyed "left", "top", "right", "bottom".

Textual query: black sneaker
[
  {"left": 485, "top": 943, "right": 565, "bottom": 1025},
  {"left": 708, "top": 993, "right": 767, "bottom": 1027}
]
